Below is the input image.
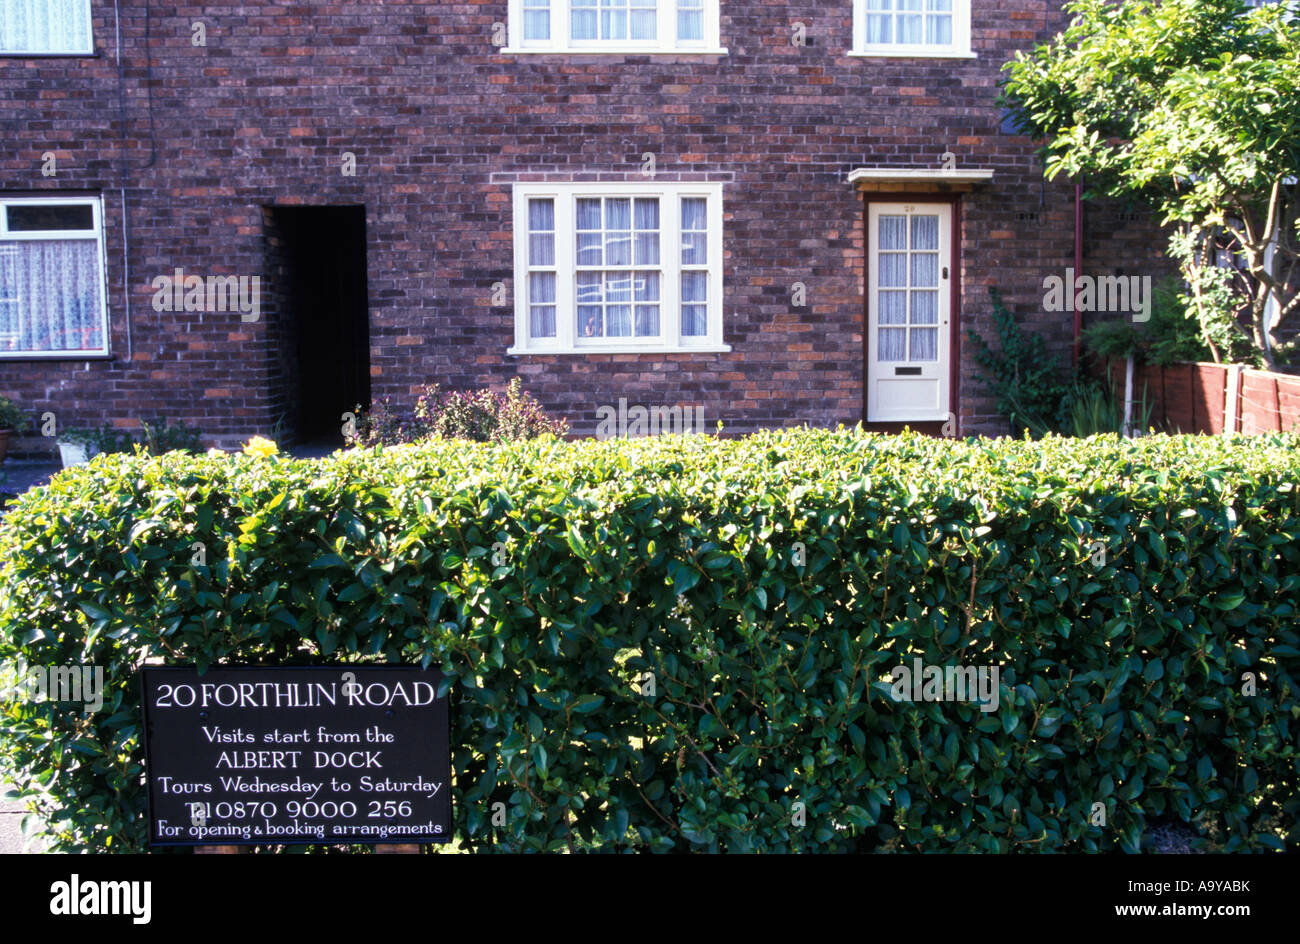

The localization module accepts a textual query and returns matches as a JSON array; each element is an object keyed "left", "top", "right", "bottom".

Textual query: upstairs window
[
  {"left": 851, "top": 0, "right": 973, "bottom": 58},
  {"left": 0, "top": 196, "right": 109, "bottom": 358},
  {"left": 510, "top": 182, "right": 727, "bottom": 354},
  {"left": 0, "top": 1, "right": 94, "bottom": 55},
  {"left": 505, "top": 0, "right": 724, "bottom": 53}
]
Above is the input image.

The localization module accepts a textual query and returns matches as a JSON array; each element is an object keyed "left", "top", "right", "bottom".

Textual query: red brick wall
[{"left": 0, "top": 1, "right": 1171, "bottom": 453}]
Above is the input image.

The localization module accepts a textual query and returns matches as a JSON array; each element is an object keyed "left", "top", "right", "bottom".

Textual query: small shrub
[
  {"left": 967, "top": 288, "right": 1070, "bottom": 436},
  {"left": 1081, "top": 277, "right": 1242, "bottom": 368},
  {"left": 348, "top": 377, "right": 566, "bottom": 446},
  {"left": 139, "top": 418, "right": 203, "bottom": 455},
  {"left": 0, "top": 396, "right": 27, "bottom": 433}
]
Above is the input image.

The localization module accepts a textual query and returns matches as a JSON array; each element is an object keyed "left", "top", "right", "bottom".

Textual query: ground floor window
[
  {"left": 509, "top": 182, "right": 727, "bottom": 353},
  {"left": 0, "top": 0, "right": 94, "bottom": 55},
  {"left": 0, "top": 195, "right": 109, "bottom": 357}
]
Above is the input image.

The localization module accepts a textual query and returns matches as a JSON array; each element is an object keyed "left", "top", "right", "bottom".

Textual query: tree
[{"left": 1001, "top": 0, "right": 1300, "bottom": 367}]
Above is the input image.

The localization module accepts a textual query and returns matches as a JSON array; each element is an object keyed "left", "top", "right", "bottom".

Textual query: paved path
[
  {"left": 0, "top": 788, "right": 42, "bottom": 853},
  {"left": 0, "top": 460, "right": 61, "bottom": 498}
]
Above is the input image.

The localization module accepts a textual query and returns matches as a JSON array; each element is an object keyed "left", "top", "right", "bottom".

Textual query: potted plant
[
  {"left": 56, "top": 428, "right": 100, "bottom": 468},
  {"left": 0, "top": 395, "right": 28, "bottom": 465}
]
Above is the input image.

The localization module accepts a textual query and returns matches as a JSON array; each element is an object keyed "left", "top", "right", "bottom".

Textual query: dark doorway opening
[{"left": 266, "top": 206, "right": 369, "bottom": 447}]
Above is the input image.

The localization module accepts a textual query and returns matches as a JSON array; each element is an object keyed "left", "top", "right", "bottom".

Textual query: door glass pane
[
  {"left": 910, "top": 214, "right": 938, "bottom": 250},
  {"left": 878, "top": 215, "right": 906, "bottom": 250},
  {"left": 878, "top": 328, "right": 906, "bottom": 361},
  {"left": 910, "top": 327, "right": 938, "bottom": 361},
  {"left": 911, "top": 290, "right": 938, "bottom": 325},
  {"left": 879, "top": 290, "right": 907, "bottom": 325},
  {"left": 911, "top": 253, "right": 938, "bottom": 288},
  {"left": 879, "top": 254, "right": 907, "bottom": 288}
]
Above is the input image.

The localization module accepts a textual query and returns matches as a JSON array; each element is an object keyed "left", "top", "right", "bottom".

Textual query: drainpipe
[{"left": 1073, "top": 181, "right": 1083, "bottom": 368}]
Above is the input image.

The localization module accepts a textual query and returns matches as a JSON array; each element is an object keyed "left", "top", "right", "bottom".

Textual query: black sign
[{"left": 140, "top": 665, "right": 451, "bottom": 846}]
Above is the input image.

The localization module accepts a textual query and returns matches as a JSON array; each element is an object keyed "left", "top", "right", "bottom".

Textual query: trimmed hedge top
[{"left": 1, "top": 428, "right": 1297, "bottom": 852}]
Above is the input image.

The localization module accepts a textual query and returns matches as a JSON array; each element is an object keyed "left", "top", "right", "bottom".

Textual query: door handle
[{"left": 942, "top": 267, "right": 949, "bottom": 280}]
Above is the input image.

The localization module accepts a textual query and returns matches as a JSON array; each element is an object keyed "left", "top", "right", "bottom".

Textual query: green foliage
[
  {"left": 59, "top": 421, "right": 200, "bottom": 458},
  {"left": 139, "top": 418, "right": 203, "bottom": 455},
  {"left": 1063, "top": 378, "right": 1156, "bottom": 438},
  {"left": 967, "top": 288, "right": 1071, "bottom": 436},
  {"left": 1, "top": 429, "right": 1297, "bottom": 853},
  {"left": 348, "top": 377, "right": 567, "bottom": 447},
  {"left": 0, "top": 396, "right": 27, "bottom": 433},
  {"left": 1081, "top": 277, "right": 1233, "bottom": 367},
  {"left": 1001, "top": 0, "right": 1300, "bottom": 365},
  {"left": 55, "top": 428, "right": 105, "bottom": 449},
  {"left": 1167, "top": 229, "right": 1263, "bottom": 366},
  {"left": 90, "top": 426, "right": 136, "bottom": 456}
]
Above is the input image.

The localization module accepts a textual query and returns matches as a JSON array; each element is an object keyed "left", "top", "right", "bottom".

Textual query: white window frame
[
  {"left": 503, "top": 0, "right": 726, "bottom": 54},
  {"left": 0, "top": 0, "right": 95, "bottom": 56},
  {"left": 0, "top": 195, "right": 110, "bottom": 359},
  {"left": 849, "top": 0, "right": 974, "bottom": 59},
  {"left": 509, "top": 181, "right": 728, "bottom": 355}
]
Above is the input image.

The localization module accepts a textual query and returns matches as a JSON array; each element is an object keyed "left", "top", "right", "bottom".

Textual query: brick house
[{"left": 0, "top": 1, "right": 1172, "bottom": 451}]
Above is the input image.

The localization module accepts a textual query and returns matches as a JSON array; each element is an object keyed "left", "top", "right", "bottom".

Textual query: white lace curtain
[
  {"left": 0, "top": 1, "right": 91, "bottom": 53},
  {"left": 0, "top": 240, "right": 104, "bottom": 352},
  {"left": 524, "top": 1, "right": 705, "bottom": 43}
]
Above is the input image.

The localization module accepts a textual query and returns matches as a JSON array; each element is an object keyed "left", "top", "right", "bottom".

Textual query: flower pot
[
  {"left": 0, "top": 428, "right": 10, "bottom": 465},
  {"left": 58, "top": 440, "right": 93, "bottom": 468}
]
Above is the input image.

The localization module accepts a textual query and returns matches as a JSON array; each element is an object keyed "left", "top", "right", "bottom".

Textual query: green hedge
[{"left": 1, "top": 429, "right": 1297, "bottom": 852}]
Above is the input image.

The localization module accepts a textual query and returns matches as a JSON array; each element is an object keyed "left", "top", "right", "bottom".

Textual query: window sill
[
  {"left": 0, "top": 50, "right": 98, "bottom": 58},
  {"left": 0, "top": 352, "right": 113, "bottom": 361},
  {"left": 846, "top": 49, "right": 976, "bottom": 59},
  {"left": 508, "top": 344, "right": 731, "bottom": 356},
  {"left": 499, "top": 46, "right": 728, "bottom": 56}
]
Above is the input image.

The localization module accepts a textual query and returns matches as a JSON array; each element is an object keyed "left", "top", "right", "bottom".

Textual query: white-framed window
[
  {"left": 0, "top": 1, "right": 94, "bottom": 55},
  {"left": 509, "top": 182, "right": 728, "bottom": 354},
  {"left": 0, "top": 196, "right": 109, "bottom": 358},
  {"left": 504, "top": 0, "right": 725, "bottom": 53},
  {"left": 850, "top": 0, "right": 973, "bottom": 58}
]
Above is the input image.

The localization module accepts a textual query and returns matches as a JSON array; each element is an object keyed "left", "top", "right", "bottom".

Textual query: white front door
[{"left": 867, "top": 202, "right": 952, "bottom": 422}]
